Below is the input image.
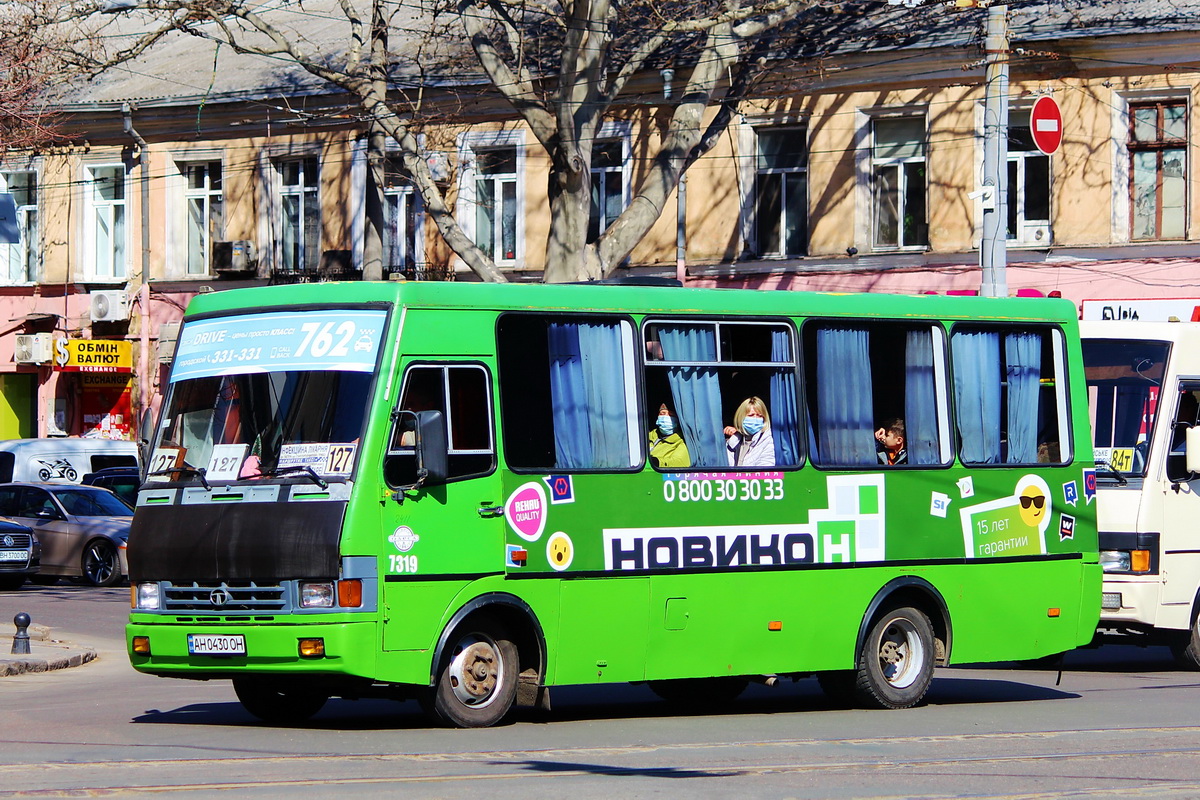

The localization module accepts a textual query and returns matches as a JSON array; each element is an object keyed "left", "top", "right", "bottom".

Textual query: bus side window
[
  {"left": 1166, "top": 387, "right": 1200, "bottom": 483},
  {"left": 385, "top": 365, "right": 495, "bottom": 487},
  {"left": 805, "top": 321, "right": 948, "bottom": 467},
  {"left": 950, "top": 325, "right": 1070, "bottom": 467}
]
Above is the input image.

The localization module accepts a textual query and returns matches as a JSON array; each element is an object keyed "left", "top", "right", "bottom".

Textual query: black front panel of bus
[{"left": 127, "top": 501, "right": 346, "bottom": 582}]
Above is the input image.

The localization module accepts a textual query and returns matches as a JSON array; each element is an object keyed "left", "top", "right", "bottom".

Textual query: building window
[
  {"left": 86, "top": 165, "right": 127, "bottom": 280},
  {"left": 0, "top": 171, "right": 37, "bottom": 283},
  {"left": 872, "top": 117, "right": 927, "bottom": 249},
  {"left": 183, "top": 162, "right": 223, "bottom": 276},
  {"left": 278, "top": 157, "right": 320, "bottom": 273},
  {"left": 754, "top": 128, "right": 807, "bottom": 257},
  {"left": 589, "top": 140, "right": 626, "bottom": 242},
  {"left": 474, "top": 147, "right": 519, "bottom": 262},
  {"left": 1130, "top": 101, "right": 1186, "bottom": 240},
  {"left": 1006, "top": 110, "right": 1051, "bottom": 244},
  {"left": 383, "top": 156, "right": 421, "bottom": 276}
]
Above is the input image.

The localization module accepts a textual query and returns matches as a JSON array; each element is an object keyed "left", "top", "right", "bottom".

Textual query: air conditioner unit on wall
[
  {"left": 90, "top": 290, "right": 130, "bottom": 323},
  {"left": 14, "top": 333, "right": 53, "bottom": 364},
  {"left": 157, "top": 321, "right": 181, "bottom": 364},
  {"left": 212, "top": 240, "right": 257, "bottom": 273}
]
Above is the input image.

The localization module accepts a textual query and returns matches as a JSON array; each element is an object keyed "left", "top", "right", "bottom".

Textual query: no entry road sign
[{"left": 1030, "top": 95, "right": 1063, "bottom": 155}]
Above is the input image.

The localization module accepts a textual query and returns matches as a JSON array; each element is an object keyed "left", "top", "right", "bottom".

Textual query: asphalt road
[{"left": 3, "top": 584, "right": 1200, "bottom": 799}]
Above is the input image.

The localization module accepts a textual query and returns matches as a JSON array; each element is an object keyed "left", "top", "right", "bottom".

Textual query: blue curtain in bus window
[
  {"left": 769, "top": 329, "right": 799, "bottom": 466},
  {"left": 658, "top": 325, "right": 725, "bottom": 467},
  {"left": 904, "top": 328, "right": 939, "bottom": 465},
  {"left": 1005, "top": 332, "right": 1042, "bottom": 463},
  {"left": 579, "top": 322, "right": 630, "bottom": 468},
  {"left": 816, "top": 328, "right": 875, "bottom": 465},
  {"left": 952, "top": 331, "right": 1002, "bottom": 463},
  {"left": 548, "top": 321, "right": 628, "bottom": 469}
]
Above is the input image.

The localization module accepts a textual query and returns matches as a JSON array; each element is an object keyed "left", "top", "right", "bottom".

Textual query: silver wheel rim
[
  {"left": 446, "top": 633, "right": 504, "bottom": 708},
  {"left": 84, "top": 542, "right": 115, "bottom": 584},
  {"left": 877, "top": 617, "right": 925, "bottom": 689}
]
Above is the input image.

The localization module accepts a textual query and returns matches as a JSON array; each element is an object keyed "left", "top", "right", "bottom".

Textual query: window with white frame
[
  {"left": 277, "top": 156, "right": 320, "bottom": 273},
  {"left": 0, "top": 170, "right": 37, "bottom": 283},
  {"left": 383, "top": 155, "right": 422, "bottom": 276},
  {"left": 1006, "top": 110, "right": 1051, "bottom": 244},
  {"left": 473, "top": 146, "right": 519, "bottom": 262},
  {"left": 872, "top": 117, "right": 927, "bottom": 249},
  {"left": 85, "top": 164, "right": 127, "bottom": 280},
  {"left": 754, "top": 127, "right": 808, "bottom": 257},
  {"left": 183, "top": 162, "right": 223, "bottom": 276},
  {"left": 1130, "top": 100, "right": 1187, "bottom": 240},
  {"left": 589, "top": 140, "right": 626, "bottom": 242}
]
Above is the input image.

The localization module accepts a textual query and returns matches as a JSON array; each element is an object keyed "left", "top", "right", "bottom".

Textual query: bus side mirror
[
  {"left": 1186, "top": 426, "right": 1200, "bottom": 475},
  {"left": 414, "top": 410, "right": 448, "bottom": 487}
]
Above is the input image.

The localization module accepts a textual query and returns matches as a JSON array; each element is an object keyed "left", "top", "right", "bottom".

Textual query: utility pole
[{"left": 979, "top": 1, "right": 1010, "bottom": 297}]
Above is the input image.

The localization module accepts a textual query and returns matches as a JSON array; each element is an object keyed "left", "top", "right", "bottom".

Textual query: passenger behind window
[
  {"left": 875, "top": 418, "right": 908, "bottom": 465},
  {"left": 649, "top": 403, "right": 691, "bottom": 469},
  {"left": 724, "top": 397, "right": 775, "bottom": 467}
]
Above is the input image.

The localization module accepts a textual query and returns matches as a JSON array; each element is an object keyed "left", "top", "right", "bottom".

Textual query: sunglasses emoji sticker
[{"left": 1015, "top": 477, "right": 1052, "bottom": 533}]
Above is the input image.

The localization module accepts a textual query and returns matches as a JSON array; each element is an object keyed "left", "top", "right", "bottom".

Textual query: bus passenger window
[
  {"left": 804, "top": 321, "right": 948, "bottom": 468},
  {"left": 643, "top": 320, "right": 800, "bottom": 469},
  {"left": 498, "top": 314, "right": 638, "bottom": 471},
  {"left": 1166, "top": 386, "right": 1200, "bottom": 483},
  {"left": 385, "top": 365, "right": 495, "bottom": 486},
  {"left": 951, "top": 325, "right": 1070, "bottom": 467}
]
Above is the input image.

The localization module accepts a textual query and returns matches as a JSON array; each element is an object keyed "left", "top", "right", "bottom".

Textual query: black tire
[
  {"left": 1171, "top": 620, "right": 1200, "bottom": 670},
  {"left": 0, "top": 574, "right": 26, "bottom": 591},
  {"left": 853, "top": 606, "right": 936, "bottom": 709},
  {"left": 424, "top": 614, "right": 519, "bottom": 728},
  {"left": 81, "top": 539, "right": 122, "bottom": 587},
  {"left": 648, "top": 676, "right": 749, "bottom": 705},
  {"left": 233, "top": 677, "right": 328, "bottom": 725}
]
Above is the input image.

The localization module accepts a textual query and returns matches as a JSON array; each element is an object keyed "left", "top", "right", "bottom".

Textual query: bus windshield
[
  {"left": 149, "top": 308, "right": 387, "bottom": 483},
  {"left": 1082, "top": 337, "right": 1170, "bottom": 478}
]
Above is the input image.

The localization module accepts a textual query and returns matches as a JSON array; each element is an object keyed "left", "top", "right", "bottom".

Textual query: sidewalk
[{"left": 0, "top": 623, "right": 98, "bottom": 676}]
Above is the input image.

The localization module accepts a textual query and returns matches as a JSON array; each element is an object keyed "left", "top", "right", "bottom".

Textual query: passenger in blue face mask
[
  {"left": 649, "top": 403, "right": 691, "bottom": 469},
  {"left": 724, "top": 396, "right": 775, "bottom": 467}
]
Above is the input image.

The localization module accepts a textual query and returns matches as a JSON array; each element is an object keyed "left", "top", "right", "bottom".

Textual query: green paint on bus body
[{"left": 126, "top": 281, "right": 1099, "bottom": 710}]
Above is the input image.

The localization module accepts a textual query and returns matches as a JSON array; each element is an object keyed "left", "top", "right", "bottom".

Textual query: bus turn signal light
[
  {"left": 337, "top": 579, "right": 363, "bottom": 608},
  {"left": 299, "top": 638, "right": 325, "bottom": 658},
  {"left": 1131, "top": 550, "right": 1151, "bottom": 573},
  {"left": 132, "top": 636, "right": 151, "bottom": 655},
  {"left": 1047, "top": 608, "right": 1061, "bottom": 618},
  {"left": 768, "top": 621, "right": 783, "bottom": 631}
]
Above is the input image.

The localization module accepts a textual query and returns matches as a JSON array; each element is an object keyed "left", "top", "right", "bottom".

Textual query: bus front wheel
[
  {"left": 425, "top": 614, "right": 519, "bottom": 728},
  {"left": 232, "top": 677, "right": 328, "bottom": 725},
  {"left": 1171, "top": 618, "right": 1200, "bottom": 670},
  {"left": 854, "top": 606, "right": 935, "bottom": 709}
]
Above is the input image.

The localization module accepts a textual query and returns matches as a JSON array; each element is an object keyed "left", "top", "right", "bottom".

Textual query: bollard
[{"left": 11, "top": 612, "right": 30, "bottom": 656}]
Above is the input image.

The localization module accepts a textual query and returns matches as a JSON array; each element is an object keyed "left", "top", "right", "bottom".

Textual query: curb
[{"left": 0, "top": 624, "right": 99, "bottom": 677}]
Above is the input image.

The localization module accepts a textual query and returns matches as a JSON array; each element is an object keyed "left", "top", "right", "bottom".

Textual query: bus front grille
[{"left": 163, "top": 581, "right": 287, "bottom": 612}]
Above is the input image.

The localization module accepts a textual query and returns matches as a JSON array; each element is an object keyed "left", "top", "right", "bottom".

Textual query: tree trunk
[{"left": 543, "top": 145, "right": 601, "bottom": 283}]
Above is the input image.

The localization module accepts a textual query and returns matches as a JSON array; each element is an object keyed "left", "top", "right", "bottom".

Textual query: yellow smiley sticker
[{"left": 546, "top": 531, "right": 573, "bottom": 572}]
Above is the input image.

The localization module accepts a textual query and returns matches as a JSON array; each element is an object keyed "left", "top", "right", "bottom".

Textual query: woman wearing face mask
[
  {"left": 724, "top": 396, "right": 775, "bottom": 467},
  {"left": 649, "top": 403, "right": 691, "bottom": 468}
]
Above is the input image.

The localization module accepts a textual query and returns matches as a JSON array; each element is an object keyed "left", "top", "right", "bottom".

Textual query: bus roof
[{"left": 183, "top": 280, "right": 1081, "bottom": 325}]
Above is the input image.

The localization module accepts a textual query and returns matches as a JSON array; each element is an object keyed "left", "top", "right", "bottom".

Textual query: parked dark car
[
  {"left": 0, "top": 517, "right": 39, "bottom": 591},
  {"left": 0, "top": 483, "right": 132, "bottom": 587},
  {"left": 82, "top": 466, "right": 141, "bottom": 507}
]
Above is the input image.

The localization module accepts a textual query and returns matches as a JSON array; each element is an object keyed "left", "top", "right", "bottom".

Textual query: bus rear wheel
[
  {"left": 425, "top": 614, "right": 518, "bottom": 728},
  {"left": 232, "top": 677, "right": 328, "bottom": 725},
  {"left": 854, "top": 606, "right": 935, "bottom": 709}
]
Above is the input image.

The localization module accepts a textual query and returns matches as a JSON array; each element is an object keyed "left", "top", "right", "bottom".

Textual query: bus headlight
[
  {"left": 1100, "top": 550, "right": 1131, "bottom": 572},
  {"left": 300, "top": 582, "right": 335, "bottom": 608},
  {"left": 134, "top": 582, "right": 161, "bottom": 610}
]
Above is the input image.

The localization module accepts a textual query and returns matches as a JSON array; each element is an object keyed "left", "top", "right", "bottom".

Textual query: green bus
[{"left": 127, "top": 281, "right": 1100, "bottom": 727}]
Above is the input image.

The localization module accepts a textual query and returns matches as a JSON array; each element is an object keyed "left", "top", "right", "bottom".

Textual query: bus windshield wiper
[
  {"left": 1095, "top": 459, "right": 1128, "bottom": 486},
  {"left": 146, "top": 461, "right": 210, "bottom": 490},
  {"left": 256, "top": 465, "right": 328, "bottom": 490}
]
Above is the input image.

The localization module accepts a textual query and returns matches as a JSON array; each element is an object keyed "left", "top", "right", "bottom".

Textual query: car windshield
[
  {"left": 51, "top": 487, "right": 133, "bottom": 516},
  {"left": 1082, "top": 337, "right": 1170, "bottom": 479},
  {"left": 149, "top": 308, "right": 386, "bottom": 484}
]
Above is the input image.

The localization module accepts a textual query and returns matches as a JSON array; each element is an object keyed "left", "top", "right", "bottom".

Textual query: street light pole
[{"left": 980, "top": 1, "right": 1010, "bottom": 297}]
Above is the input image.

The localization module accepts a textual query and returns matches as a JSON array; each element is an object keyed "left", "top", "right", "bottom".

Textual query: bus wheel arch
[{"left": 425, "top": 593, "right": 546, "bottom": 727}]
